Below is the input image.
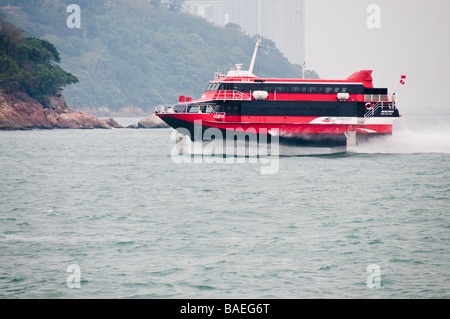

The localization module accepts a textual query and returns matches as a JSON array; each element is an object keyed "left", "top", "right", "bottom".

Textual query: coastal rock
[
  {"left": 0, "top": 92, "right": 122, "bottom": 130},
  {"left": 102, "top": 117, "right": 123, "bottom": 128},
  {"left": 0, "top": 92, "right": 52, "bottom": 129},
  {"left": 138, "top": 113, "right": 169, "bottom": 128}
]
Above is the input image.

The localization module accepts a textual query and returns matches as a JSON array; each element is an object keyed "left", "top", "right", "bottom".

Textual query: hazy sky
[{"left": 305, "top": 0, "right": 450, "bottom": 114}]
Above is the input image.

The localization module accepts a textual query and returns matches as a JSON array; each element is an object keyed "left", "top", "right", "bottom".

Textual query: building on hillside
[{"left": 183, "top": 0, "right": 305, "bottom": 66}]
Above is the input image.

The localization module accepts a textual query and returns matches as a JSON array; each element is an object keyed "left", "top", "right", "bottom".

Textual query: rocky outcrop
[
  {"left": 102, "top": 117, "right": 123, "bottom": 128},
  {"left": 0, "top": 92, "right": 122, "bottom": 130},
  {"left": 138, "top": 113, "right": 169, "bottom": 128},
  {"left": 0, "top": 92, "right": 52, "bottom": 129}
]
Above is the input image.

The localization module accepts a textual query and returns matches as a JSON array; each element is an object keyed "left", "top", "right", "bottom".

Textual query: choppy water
[{"left": 1, "top": 115, "right": 449, "bottom": 299}]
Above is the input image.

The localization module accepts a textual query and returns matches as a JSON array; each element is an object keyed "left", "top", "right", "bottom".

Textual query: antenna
[
  {"left": 302, "top": 61, "right": 306, "bottom": 79},
  {"left": 248, "top": 34, "right": 261, "bottom": 75}
]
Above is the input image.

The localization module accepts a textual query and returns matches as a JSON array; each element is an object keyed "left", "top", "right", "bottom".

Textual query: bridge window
[
  {"left": 207, "top": 83, "right": 220, "bottom": 91},
  {"left": 219, "top": 83, "right": 233, "bottom": 91}
]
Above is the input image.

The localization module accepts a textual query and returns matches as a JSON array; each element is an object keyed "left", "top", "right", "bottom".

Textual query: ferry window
[
  {"left": 204, "top": 105, "right": 212, "bottom": 113},
  {"left": 309, "top": 86, "right": 317, "bottom": 93},
  {"left": 352, "top": 86, "right": 363, "bottom": 94},
  {"left": 262, "top": 85, "right": 272, "bottom": 92},
  {"left": 275, "top": 86, "right": 284, "bottom": 93},
  {"left": 174, "top": 104, "right": 188, "bottom": 113},
  {"left": 244, "top": 83, "right": 258, "bottom": 92},
  {"left": 291, "top": 86, "right": 301, "bottom": 93},
  {"left": 188, "top": 105, "right": 199, "bottom": 113},
  {"left": 220, "top": 83, "right": 233, "bottom": 91},
  {"left": 325, "top": 87, "right": 333, "bottom": 93},
  {"left": 302, "top": 86, "right": 308, "bottom": 93},
  {"left": 233, "top": 84, "right": 243, "bottom": 91},
  {"left": 334, "top": 87, "right": 340, "bottom": 93},
  {"left": 225, "top": 103, "right": 241, "bottom": 115}
]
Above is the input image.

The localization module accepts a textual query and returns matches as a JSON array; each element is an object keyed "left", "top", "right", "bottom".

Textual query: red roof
[{"left": 213, "top": 70, "right": 374, "bottom": 88}]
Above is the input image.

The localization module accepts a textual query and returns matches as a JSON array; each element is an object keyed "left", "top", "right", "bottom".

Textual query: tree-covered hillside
[
  {"left": 1, "top": 0, "right": 318, "bottom": 114},
  {"left": 0, "top": 14, "right": 78, "bottom": 107}
]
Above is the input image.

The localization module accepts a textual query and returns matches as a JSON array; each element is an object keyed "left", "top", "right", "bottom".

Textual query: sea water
[{"left": 0, "top": 115, "right": 449, "bottom": 298}]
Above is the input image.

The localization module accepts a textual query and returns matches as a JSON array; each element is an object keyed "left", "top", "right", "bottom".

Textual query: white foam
[{"left": 354, "top": 116, "right": 450, "bottom": 154}]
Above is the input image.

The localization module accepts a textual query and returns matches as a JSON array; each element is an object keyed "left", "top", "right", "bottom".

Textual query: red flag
[{"left": 400, "top": 75, "right": 406, "bottom": 85}]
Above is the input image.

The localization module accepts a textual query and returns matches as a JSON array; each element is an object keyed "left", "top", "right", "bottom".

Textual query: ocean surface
[{"left": 1, "top": 115, "right": 449, "bottom": 299}]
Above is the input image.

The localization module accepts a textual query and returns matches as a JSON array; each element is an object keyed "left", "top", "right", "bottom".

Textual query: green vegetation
[
  {"left": 1, "top": 0, "right": 318, "bottom": 113},
  {"left": 0, "top": 14, "right": 78, "bottom": 107}
]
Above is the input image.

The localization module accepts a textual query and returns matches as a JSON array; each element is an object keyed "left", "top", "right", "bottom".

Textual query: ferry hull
[{"left": 157, "top": 113, "right": 386, "bottom": 150}]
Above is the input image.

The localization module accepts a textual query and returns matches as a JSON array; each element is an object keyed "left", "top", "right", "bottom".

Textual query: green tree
[
  {"left": 165, "top": 0, "right": 185, "bottom": 11},
  {"left": 0, "top": 14, "right": 78, "bottom": 107}
]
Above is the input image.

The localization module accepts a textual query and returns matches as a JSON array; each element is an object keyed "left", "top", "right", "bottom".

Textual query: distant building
[
  {"left": 183, "top": 0, "right": 305, "bottom": 66},
  {"left": 184, "top": 0, "right": 226, "bottom": 25}
]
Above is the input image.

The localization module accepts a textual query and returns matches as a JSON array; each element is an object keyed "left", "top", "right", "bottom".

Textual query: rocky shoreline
[{"left": 0, "top": 92, "right": 168, "bottom": 130}]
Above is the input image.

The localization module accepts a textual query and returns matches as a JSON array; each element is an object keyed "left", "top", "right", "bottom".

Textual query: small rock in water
[{"left": 138, "top": 113, "right": 169, "bottom": 128}]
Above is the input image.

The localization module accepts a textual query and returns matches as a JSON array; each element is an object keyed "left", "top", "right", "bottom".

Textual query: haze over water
[{"left": 0, "top": 115, "right": 449, "bottom": 298}]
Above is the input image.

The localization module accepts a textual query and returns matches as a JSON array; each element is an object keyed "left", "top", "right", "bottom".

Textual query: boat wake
[
  {"left": 353, "top": 118, "right": 450, "bottom": 154},
  {"left": 171, "top": 117, "right": 450, "bottom": 157}
]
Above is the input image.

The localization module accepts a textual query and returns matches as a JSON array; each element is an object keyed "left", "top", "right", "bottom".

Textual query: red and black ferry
[{"left": 156, "top": 38, "right": 400, "bottom": 151}]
